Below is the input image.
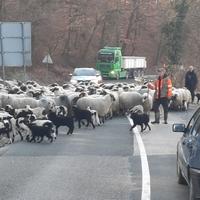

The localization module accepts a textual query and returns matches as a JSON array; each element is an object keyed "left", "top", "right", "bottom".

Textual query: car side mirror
[
  {"left": 69, "top": 73, "right": 72, "bottom": 76},
  {"left": 172, "top": 124, "right": 185, "bottom": 132}
]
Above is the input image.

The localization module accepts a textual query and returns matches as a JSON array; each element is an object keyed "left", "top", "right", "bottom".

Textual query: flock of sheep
[{"left": 0, "top": 78, "right": 193, "bottom": 146}]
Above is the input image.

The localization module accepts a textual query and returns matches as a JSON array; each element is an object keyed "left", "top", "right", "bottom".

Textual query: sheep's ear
[
  {"left": 110, "top": 94, "right": 115, "bottom": 101},
  {"left": 72, "top": 96, "right": 80, "bottom": 105},
  {"left": 102, "top": 89, "right": 108, "bottom": 95},
  {"left": 79, "top": 92, "right": 86, "bottom": 97}
]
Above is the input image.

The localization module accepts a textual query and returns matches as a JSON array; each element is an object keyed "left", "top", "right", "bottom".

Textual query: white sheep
[
  {"left": 25, "top": 105, "right": 47, "bottom": 119},
  {"left": 127, "top": 104, "right": 144, "bottom": 114},
  {"left": 119, "top": 91, "right": 144, "bottom": 114},
  {"left": 87, "top": 106, "right": 101, "bottom": 126},
  {"left": 142, "top": 92, "right": 153, "bottom": 114},
  {"left": 0, "top": 94, "right": 40, "bottom": 109},
  {"left": 76, "top": 93, "right": 115, "bottom": 123},
  {"left": 169, "top": 87, "right": 191, "bottom": 111}
]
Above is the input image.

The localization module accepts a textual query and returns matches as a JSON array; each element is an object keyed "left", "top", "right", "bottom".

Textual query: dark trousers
[
  {"left": 186, "top": 86, "right": 195, "bottom": 102},
  {"left": 153, "top": 97, "right": 169, "bottom": 122},
  {"left": 189, "top": 89, "right": 195, "bottom": 102}
]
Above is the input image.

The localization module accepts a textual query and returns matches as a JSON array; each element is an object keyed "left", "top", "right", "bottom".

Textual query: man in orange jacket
[{"left": 151, "top": 67, "right": 172, "bottom": 124}]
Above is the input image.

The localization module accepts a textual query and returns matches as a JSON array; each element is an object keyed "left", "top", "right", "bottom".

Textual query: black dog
[{"left": 129, "top": 112, "right": 151, "bottom": 132}]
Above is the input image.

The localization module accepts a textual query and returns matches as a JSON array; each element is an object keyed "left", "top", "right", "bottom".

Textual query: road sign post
[
  {"left": 42, "top": 53, "right": 53, "bottom": 83},
  {"left": 0, "top": 22, "right": 32, "bottom": 81}
]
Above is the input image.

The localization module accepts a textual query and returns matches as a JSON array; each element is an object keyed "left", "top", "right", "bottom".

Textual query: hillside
[{"left": 0, "top": 0, "right": 199, "bottom": 85}]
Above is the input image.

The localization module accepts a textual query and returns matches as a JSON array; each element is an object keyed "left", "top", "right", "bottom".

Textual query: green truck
[{"left": 96, "top": 46, "right": 147, "bottom": 79}]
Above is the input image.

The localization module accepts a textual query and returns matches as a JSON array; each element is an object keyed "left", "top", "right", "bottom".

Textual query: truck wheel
[{"left": 125, "top": 72, "right": 129, "bottom": 80}]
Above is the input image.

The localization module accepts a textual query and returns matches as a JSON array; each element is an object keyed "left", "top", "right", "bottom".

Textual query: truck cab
[
  {"left": 96, "top": 46, "right": 146, "bottom": 79},
  {"left": 96, "top": 47, "right": 126, "bottom": 79}
]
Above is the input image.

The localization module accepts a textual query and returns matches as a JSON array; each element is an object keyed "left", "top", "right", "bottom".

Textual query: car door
[
  {"left": 178, "top": 107, "right": 200, "bottom": 180},
  {"left": 188, "top": 117, "right": 200, "bottom": 169}
]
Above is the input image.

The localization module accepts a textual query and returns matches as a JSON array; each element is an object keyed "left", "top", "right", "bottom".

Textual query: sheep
[
  {"left": 26, "top": 89, "right": 44, "bottom": 99},
  {"left": 4, "top": 105, "right": 35, "bottom": 141},
  {"left": 55, "top": 105, "right": 68, "bottom": 117},
  {"left": 72, "top": 106, "right": 95, "bottom": 128},
  {"left": 0, "top": 118, "right": 13, "bottom": 143},
  {"left": 109, "top": 90, "right": 120, "bottom": 116},
  {"left": 5, "top": 104, "right": 33, "bottom": 118},
  {"left": 142, "top": 92, "right": 153, "bottom": 114},
  {"left": 76, "top": 93, "right": 115, "bottom": 123},
  {"left": 47, "top": 104, "right": 68, "bottom": 117},
  {"left": 169, "top": 87, "right": 191, "bottom": 111},
  {"left": 26, "top": 120, "right": 56, "bottom": 143},
  {"left": 134, "top": 85, "right": 149, "bottom": 95},
  {"left": 7, "top": 86, "right": 24, "bottom": 94},
  {"left": 0, "top": 94, "right": 40, "bottom": 109},
  {"left": 53, "top": 95, "right": 72, "bottom": 116},
  {"left": 127, "top": 105, "right": 144, "bottom": 114},
  {"left": 38, "top": 97, "right": 55, "bottom": 112},
  {"left": 0, "top": 110, "right": 21, "bottom": 143},
  {"left": 25, "top": 105, "right": 47, "bottom": 119},
  {"left": 15, "top": 117, "right": 32, "bottom": 141},
  {"left": 119, "top": 91, "right": 145, "bottom": 114},
  {"left": 48, "top": 110, "right": 74, "bottom": 135},
  {"left": 169, "top": 88, "right": 182, "bottom": 110},
  {"left": 87, "top": 106, "right": 100, "bottom": 126},
  {"left": 182, "top": 88, "right": 192, "bottom": 110}
]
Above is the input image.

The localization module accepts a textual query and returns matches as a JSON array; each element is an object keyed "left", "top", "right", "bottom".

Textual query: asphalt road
[{"left": 0, "top": 104, "right": 198, "bottom": 200}]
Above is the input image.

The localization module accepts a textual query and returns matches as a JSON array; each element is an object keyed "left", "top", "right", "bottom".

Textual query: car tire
[
  {"left": 177, "top": 160, "right": 187, "bottom": 184},
  {"left": 189, "top": 178, "right": 196, "bottom": 200}
]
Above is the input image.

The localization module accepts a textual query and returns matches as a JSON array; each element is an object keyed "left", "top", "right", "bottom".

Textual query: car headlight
[{"left": 110, "top": 71, "right": 115, "bottom": 74}]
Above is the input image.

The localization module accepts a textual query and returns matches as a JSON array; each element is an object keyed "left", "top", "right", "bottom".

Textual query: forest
[{"left": 0, "top": 0, "right": 199, "bottom": 85}]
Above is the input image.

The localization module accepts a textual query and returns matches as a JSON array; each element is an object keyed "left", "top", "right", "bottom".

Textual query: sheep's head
[
  {"left": 5, "top": 105, "right": 15, "bottom": 116},
  {"left": 142, "top": 93, "right": 148, "bottom": 103},
  {"left": 171, "top": 94, "right": 178, "bottom": 101}
]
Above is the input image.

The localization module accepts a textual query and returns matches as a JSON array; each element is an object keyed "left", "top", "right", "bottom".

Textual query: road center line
[{"left": 127, "top": 117, "right": 151, "bottom": 200}]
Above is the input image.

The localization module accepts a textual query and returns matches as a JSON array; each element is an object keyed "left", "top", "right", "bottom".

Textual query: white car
[{"left": 70, "top": 68, "right": 102, "bottom": 85}]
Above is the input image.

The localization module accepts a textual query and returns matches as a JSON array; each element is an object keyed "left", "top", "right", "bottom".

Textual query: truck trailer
[
  {"left": 96, "top": 46, "right": 147, "bottom": 79},
  {"left": 122, "top": 56, "right": 147, "bottom": 78}
]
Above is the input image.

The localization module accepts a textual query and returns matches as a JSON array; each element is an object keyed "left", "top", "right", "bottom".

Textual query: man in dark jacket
[{"left": 185, "top": 66, "right": 198, "bottom": 103}]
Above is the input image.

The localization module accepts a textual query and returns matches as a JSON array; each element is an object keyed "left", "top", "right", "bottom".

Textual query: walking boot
[{"left": 151, "top": 112, "right": 160, "bottom": 124}]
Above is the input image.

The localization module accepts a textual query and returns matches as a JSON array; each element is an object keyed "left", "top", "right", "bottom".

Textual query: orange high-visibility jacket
[{"left": 154, "top": 76, "right": 172, "bottom": 99}]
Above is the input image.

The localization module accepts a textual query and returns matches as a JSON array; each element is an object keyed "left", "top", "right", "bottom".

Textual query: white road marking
[{"left": 128, "top": 117, "right": 151, "bottom": 200}]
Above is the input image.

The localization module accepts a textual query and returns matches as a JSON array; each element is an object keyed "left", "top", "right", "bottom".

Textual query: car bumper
[{"left": 190, "top": 168, "right": 200, "bottom": 198}]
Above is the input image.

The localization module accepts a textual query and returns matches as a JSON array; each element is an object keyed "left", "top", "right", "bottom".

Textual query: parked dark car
[{"left": 173, "top": 107, "right": 200, "bottom": 200}]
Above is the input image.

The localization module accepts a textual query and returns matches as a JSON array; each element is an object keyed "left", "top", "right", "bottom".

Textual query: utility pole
[{"left": 116, "top": 0, "right": 120, "bottom": 46}]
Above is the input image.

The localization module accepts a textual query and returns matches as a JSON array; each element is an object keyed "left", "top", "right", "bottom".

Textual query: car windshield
[{"left": 73, "top": 69, "right": 96, "bottom": 76}]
